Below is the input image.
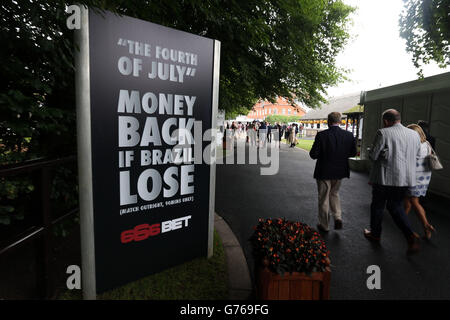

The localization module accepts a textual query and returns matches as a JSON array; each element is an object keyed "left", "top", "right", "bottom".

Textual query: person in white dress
[{"left": 404, "top": 124, "right": 435, "bottom": 240}]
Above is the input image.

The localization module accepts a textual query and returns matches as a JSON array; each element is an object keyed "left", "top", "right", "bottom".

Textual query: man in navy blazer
[{"left": 310, "top": 112, "right": 357, "bottom": 232}]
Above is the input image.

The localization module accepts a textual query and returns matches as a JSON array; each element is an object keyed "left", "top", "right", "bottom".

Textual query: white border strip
[
  {"left": 75, "top": 5, "right": 96, "bottom": 299},
  {"left": 208, "top": 40, "right": 221, "bottom": 258}
]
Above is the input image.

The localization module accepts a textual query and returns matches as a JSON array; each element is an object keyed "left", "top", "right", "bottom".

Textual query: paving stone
[
  {"left": 224, "top": 245, "right": 252, "bottom": 292},
  {"left": 215, "top": 219, "right": 240, "bottom": 248}
]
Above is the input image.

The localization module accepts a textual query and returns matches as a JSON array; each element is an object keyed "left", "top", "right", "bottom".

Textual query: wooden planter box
[{"left": 256, "top": 267, "right": 331, "bottom": 300}]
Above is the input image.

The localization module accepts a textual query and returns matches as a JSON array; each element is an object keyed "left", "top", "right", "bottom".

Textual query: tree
[
  {"left": 1, "top": 0, "right": 354, "bottom": 160},
  {"left": 399, "top": 0, "right": 450, "bottom": 76},
  {"left": 265, "top": 115, "right": 302, "bottom": 124},
  {"left": 0, "top": 0, "right": 354, "bottom": 225}
]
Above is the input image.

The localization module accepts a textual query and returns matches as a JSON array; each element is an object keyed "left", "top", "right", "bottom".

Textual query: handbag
[{"left": 426, "top": 141, "right": 443, "bottom": 170}]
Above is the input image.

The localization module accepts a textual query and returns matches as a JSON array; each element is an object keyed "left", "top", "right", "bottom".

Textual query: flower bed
[
  {"left": 251, "top": 218, "right": 330, "bottom": 275},
  {"left": 251, "top": 218, "right": 331, "bottom": 300}
]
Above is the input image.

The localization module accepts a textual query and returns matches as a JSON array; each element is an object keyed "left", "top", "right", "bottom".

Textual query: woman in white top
[{"left": 404, "top": 124, "right": 435, "bottom": 240}]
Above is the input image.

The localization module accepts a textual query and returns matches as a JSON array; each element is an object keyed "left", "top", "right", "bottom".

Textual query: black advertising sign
[{"left": 83, "top": 9, "right": 218, "bottom": 293}]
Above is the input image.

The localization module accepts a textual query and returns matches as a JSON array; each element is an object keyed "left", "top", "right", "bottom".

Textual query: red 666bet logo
[{"left": 121, "top": 215, "right": 192, "bottom": 244}]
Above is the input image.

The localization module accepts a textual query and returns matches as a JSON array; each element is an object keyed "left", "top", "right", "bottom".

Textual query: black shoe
[
  {"left": 334, "top": 219, "right": 343, "bottom": 230},
  {"left": 363, "top": 229, "right": 380, "bottom": 242},
  {"left": 316, "top": 224, "right": 329, "bottom": 233}
]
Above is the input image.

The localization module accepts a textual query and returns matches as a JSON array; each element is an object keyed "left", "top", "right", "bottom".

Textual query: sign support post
[
  {"left": 74, "top": 5, "right": 96, "bottom": 300},
  {"left": 208, "top": 40, "right": 221, "bottom": 258}
]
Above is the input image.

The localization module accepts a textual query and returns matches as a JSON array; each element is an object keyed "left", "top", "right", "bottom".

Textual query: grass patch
[
  {"left": 281, "top": 138, "right": 314, "bottom": 152},
  {"left": 59, "top": 229, "right": 228, "bottom": 300},
  {"left": 295, "top": 139, "right": 314, "bottom": 152}
]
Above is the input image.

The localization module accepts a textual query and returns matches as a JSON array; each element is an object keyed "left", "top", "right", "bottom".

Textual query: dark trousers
[{"left": 370, "top": 184, "right": 413, "bottom": 239}]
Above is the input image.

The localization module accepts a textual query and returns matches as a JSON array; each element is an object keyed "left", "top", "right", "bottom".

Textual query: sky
[{"left": 326, "top": 0, "right": 450, "bottom": 98}]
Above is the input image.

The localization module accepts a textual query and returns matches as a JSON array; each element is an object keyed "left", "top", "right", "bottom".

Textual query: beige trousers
[{"left": 316, "top": 179, "right": 342, "bottom": 230}]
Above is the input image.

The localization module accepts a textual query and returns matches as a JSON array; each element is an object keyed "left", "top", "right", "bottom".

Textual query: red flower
[{"left": 251, "top": 218, "right": 329, "bottom": 275}]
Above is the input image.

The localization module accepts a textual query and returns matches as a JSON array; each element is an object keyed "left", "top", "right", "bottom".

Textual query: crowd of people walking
[
  {"left": 309, "top": 109, "right": 440, "bottom": 255},
  {"left": 226, "top": 120, "right": 304, "bottom": 148},
  {"left": 225, "top": 109, "right": 440, "bottom": 255}
]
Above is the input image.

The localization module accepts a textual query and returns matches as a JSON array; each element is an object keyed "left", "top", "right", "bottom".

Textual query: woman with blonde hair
[{"left": 404, "top": 123, "right": 435, "bottom": 239}]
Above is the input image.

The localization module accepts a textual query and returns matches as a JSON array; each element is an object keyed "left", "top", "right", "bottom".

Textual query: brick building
[{"left": 247, "top": 97, "right": 307, "bottom": 120}]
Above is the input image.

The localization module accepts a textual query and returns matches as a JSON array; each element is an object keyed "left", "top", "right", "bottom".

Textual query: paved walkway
[
  {"left": 214, "top": 213, "right": 252, "bottom": 299},
  {"left": 216, "top": 139, "right": 450, "bottom": 299}
]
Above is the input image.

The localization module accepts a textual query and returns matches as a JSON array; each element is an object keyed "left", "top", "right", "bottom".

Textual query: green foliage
[
  {"left": 399, "top": 0, "right": 450, "bottom": 76},
  {"left": 0, "top": 1, "right": 77, "bottom": 160},
  {"left": 0, "top": 176, "right": 33, "bottom": 225},
  {"left": 265, "top": 115, "right": 302, "bottom": 124},
  {"left": 0, "top": 162, "right": 78, "bottom": 228},
  {"left": 0, "top": 150, "right": 32, "bottom": 225},
  {"left": 51, "top": 166, "right": 78, "bottom": 210},
  {"left": 295, "top": 139, "right": 314, "bottom": 152},
  {"left": 0, "top": 0, "right": 356, "bottom": 151},
  {"left": 51, "top": 165, "right": 79, "bottom": 236},
  {"left": 1, "top": 0, "right": 80, "bottom": 226},
  {"left": 1, "top": 1, "right": 355, "bottom": 159},
  {"left": 1, "top": 0, "right": 354, "bottom": 225},
  {"left": 251, "top": 218, "right": 330, "bottom": 275},
  {"left": 225, "top": 104, "right": 259, "bottom": 120}
]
